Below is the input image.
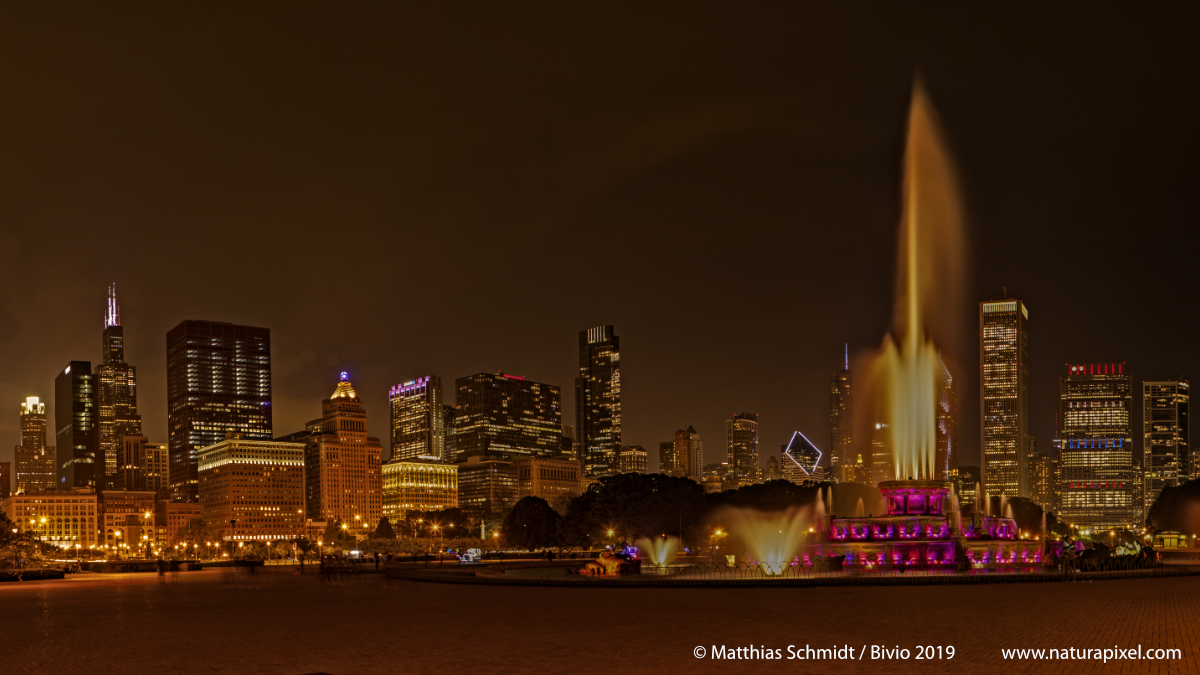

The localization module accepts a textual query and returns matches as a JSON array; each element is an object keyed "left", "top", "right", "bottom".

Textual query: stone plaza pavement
[{"left": 0, "top": 566, "right": 1196, "bottom": 674}]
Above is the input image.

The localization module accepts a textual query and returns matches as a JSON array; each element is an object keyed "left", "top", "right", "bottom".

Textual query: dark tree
[
  {"left": 502, "top": 497, "right": 561, "bottom": 550},
  {"left": 1147, "top": 480, "right": 1200, "bottom": 533},
  {"left": 559, "top": 473, "right": 708, "bottom": 547},
  {"left": 371, "top": 517, "right": 396, "bottom": 539},
  {"left": 1005, "top": 497, "right": 1045, "bottom": 535},
  {"left": 709, "top": 480, "right": 819, "bottom": 511}
]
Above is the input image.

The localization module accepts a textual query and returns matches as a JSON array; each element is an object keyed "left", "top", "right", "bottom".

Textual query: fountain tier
[{"left": 799, "top": 480, "right": 1042, "bottom": 570}]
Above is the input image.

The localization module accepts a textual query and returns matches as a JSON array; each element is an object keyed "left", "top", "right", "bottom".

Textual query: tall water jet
[
  {"left": 854, "top": 497, "right": 865, "bottom": 518},
  {"left": 866, "top": 82, "right": 966, "bottom": 481}
]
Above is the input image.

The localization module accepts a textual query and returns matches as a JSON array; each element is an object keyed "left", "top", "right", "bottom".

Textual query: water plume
[
  {"left": 719, "top": 507, "right": 814, "bottom": 573},
  {"left": 866, "top": 81, "right": 966, "bottom": 481},
  {"left": 635, "top": 536, "right": 679, "bottom": 567}
]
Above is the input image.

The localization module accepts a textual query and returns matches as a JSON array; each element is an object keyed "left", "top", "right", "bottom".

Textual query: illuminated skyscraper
[
  {"left": 726, "top": 413, "right": 759, "bottom": 483},
  {"left": 781, "top": 431, "right": 823, "bottom": 484},
  {"left": 55, "top": 362, "right": 98, "bottom": 488},
  {"left": 870, "top": 422, "right": 891, "bottom": 487},
  {"left": 94, "top": 285, "right": 143, "bottom": 487},
  {"left": 672, "top": 426, "right": 704, "bottom": 480},
  {"left": 1027, "top": 436, "right": 1057, "bottom": 514},
  {"left": 388, "top": 376, "right": 445, "bottom": 462},
  {"left": 658, "top": 441, "right": 678, "bottom": 475},
  {"left": 166, "top": 320, "right": 272, "bottom": 503},
  {"left": 935, "top": 357, "right": 958, "bottom": 481},
  {"left": 297, "top": 374, "right": 383, "bottom": 537},
  {"left": 453, "top": 372, "right": 562, "bottom": 461},
  {"left": 575, "top": 325, "right": 621, "bottom": 478},
  {"left": 956, "top": 465, "right": 980, "bottom": 509},
  {"left": 829, "top": 345, "right": 853, "bottom": 482},
  {"left": 16, "top": 397, "right": 56, "bottom": 493},
  {"left": 1058, "top": 363, "right": 1137, "bottom": 531},
  {"left": 1143, "top": 381, "right": 1189, "bottom": 514},
  {"left": 116, "top": 436, "right": 169, "bottom": 492},
  {"left": 0, "top": 462, "right": 9, "bottom": 500},
  {"left": 979, "top": 298, "right": 1029, "bottom": 499}
]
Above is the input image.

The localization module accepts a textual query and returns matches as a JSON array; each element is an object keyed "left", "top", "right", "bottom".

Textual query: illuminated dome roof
[{"left": 331, "top": 371, "right": 358, "bottom": 399}]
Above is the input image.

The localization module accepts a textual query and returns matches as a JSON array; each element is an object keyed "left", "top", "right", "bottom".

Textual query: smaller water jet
[{"left": 635, "top": 536, "right": 679, "bottom": 567}]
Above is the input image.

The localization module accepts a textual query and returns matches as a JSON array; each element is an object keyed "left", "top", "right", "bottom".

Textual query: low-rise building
[
  {"left": 2, "top": 489, "right": 100, "bottom": 550},
  {"left": 99, "top": 490, "right": 158, "bottom": 556},
  {"left": 516, "top": 456, "right": 581, "bottom": 503},
  {"left": 157, "top": 500, "right": 203, "bottom": 546},
  {"left": 618, "top": 446, "right": 648, "bottom": 474},
  {"left": 382, "top": 460, "right": 458, "bottom": 524}
]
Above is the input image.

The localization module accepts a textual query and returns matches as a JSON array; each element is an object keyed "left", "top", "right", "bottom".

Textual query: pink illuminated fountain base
[{"left": 799, "top": 480, "right": 1042, "bottom": 570}]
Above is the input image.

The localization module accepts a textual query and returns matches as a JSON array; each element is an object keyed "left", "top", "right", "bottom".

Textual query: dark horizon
[{"left": 1, "top": 4, "right": 1197, "bottom": 477}]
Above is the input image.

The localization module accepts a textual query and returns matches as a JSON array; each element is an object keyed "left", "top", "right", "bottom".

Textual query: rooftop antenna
[
  {"left": 1003, "top": 286, "right": 1007, "bottom": 299},
  {"left": 844, "top": 343, "right": 849, "bottom": 371},
  {"left": 105, "top": 283, "right": 120, "bottom": 328}
]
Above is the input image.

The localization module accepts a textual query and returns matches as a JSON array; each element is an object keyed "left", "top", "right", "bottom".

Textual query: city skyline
[
  {"left": 1, "top": 5, "right": 1197, "bottom": 487},
  {"left": 1, "top": 291, "right": 1196, "bottom": 485}
]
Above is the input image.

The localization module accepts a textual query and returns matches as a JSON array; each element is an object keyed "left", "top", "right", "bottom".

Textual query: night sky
[{"left": 1, "top": 4, "right": 1196, "bottom": 475}]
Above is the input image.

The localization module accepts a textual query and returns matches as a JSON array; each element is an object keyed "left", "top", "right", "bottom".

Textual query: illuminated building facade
[
  {"left": 1058, "top": 363, "right": 1138, "bottom": 531},
  {"left": 94, "top": 285, "right": 143, "bottom": 488},
  {"left": 16, "top": 397, "right": 56, "bottom": 493},
  {"left": 157, "top": 500, "right": 202, "bottom": 546},
  {"left": 516, "top": 455, "right": 582, "bottom": 504},
  {"left": 658, "top": 441, "right": 678, "bottom": 475},
  {"left": 197, "top": 434, "right": 305, "bottom": 541},
  {"left": 55, "top": 363, "right": 97, "bottom": 489},
  {"left": 955, "top": 465, "right": 981, "bottom": 509},
  {"left": 1028, "top": 439, "right": 1058, "bottom": 514},
  {"left": 782, "top": 432, "right": 824, "bottom": 485},
  {"left": 452, "top": 372, "right": 562, "bottom": 461},
  {"left": 763, "top": 455, "right": 782, "bottom": 482},
  {"left": 167, "top": 320, "right": 273, "bottom": 503},
  {"left": 850, "top": 454, "right": 871, "bottom": 486},
  {"left": 673, "top": 426, "right": 704, "bottom": 480},
  {"left": 456, "top": 457, "right": 518, "bottom": 516},
  {"left": 575, "top": 325, "right": 621, "bottom": 478},
  {"left": 979, "top": 298, "right": 1029, "bottom": 499},
  {"left": 935, "top": 358, "right": 959, "bottom": 481},
  {"left": 389, "top": 376, "right": 445, "bottom": 462},
  {"left": 297, "top": 374, "right": 383, "bottom": 537},
  {"left": 99, "top": 490, "right": 158, "bottom": 554},
  {"left": 0, "top": 462, "right": 9, "bottom": 500},
  {"left": 870, "top": 423, "right": 892, "bottom": 487},
  {"left": 116, "top": 436, "right": 169, "bottom": 492},
  {"left": 618, "top": 446, "right": 647, "bottom": 474},
  {"left": 1143, "top": 381, "right": 1188, "bottom": 513},
  {"left": 726, "top": 413, "right": 759, "bottom": 484},
  {"left": 381, "top": 460, "right": 458, "bottom": 523},
  {"left": 829, "top": 346, "right": 853, "bottom": 482},
  {"left": 2, "top": 489, "right": 99, "bottom": 549},
  {"left": 443, "top": 405, "right": 458, "bottom": 458}
]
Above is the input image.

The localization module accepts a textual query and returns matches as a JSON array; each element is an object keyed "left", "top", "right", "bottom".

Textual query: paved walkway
[{"left": 0, "top": 567, "right": 1195, "bottom": 674}]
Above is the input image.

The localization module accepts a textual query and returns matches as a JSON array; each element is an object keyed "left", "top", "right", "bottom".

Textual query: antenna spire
[
  {"left": 844, "top": 343, "right": 849, "bottom": 371},
  {"left": 105, "top": 283, "right": 120, "bottom": 328}
]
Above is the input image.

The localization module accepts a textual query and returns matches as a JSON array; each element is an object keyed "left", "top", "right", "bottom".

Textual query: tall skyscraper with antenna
[
  {"left": 94, "top": 284, "right": 142, "bottom": 488},
  {"left": 829, "top": 344, "right": 853, "bottom": 483}
]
